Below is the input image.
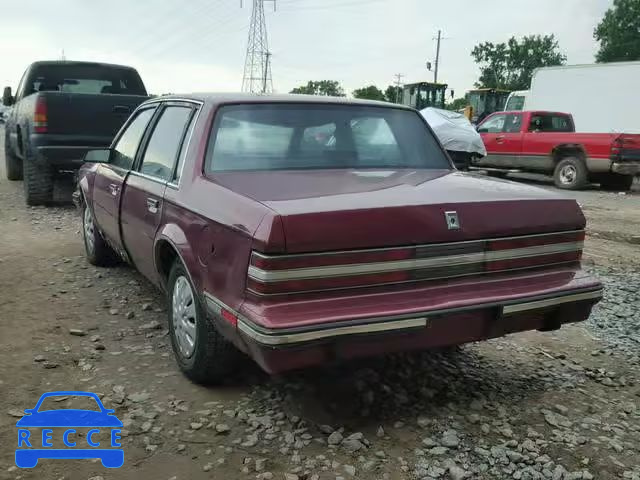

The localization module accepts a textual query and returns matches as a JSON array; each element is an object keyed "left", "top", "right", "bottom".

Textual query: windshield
[
  {"left": 505, "top": 94, "right": 526, "bottom": 111},
  {"left": 26, "top": 64, "right": 147, "bottom": 96},
  {"left": 206, "top": 104, "right": 450, "bottom": 172}
]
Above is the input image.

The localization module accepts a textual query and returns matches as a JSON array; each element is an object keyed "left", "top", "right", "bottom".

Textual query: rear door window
[
  {"left": 111, "top": 108, "right": 156, "bottom": 170},
  {"left": 529, "top": 114, "right": 573, "bottom": 132},
  {"left": 139, "top": 106, "right": 193, "bottom": 182}
]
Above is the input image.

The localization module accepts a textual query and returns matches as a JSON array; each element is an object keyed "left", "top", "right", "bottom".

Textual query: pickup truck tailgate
[{"left": 40, "top": 92, "right": 148, "bottom": 139}]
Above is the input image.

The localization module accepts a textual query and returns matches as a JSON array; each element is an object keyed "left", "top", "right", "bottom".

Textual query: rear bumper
[
  {"left": 36, "top": 146, "right": 94, "bottom": 169},
  {"left": 30, "top": 134, "right": 112, "bottom": 170},
  {"left": 612, "top": 161, "right": 640, "bottom": 176},
  {"left": 204, "top": 267, "right": 602, "bottom": 373}
]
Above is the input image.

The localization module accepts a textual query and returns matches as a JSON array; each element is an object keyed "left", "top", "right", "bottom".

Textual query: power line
[{"left": 242, "top": 0, "right": 276, "bottom": 93}]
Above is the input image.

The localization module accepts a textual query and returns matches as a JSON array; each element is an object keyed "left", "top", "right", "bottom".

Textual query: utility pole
[
  {"left": 241, "top": 0, "right": 276, "bottom": 93},
  {"left": 262, "top": 51, "right": 272, "bottom": 93},
  {"left": 394, "top": 73, "right": 404, "bottom": 104},
  {"left": 433, "top": 30, "right": 442, "bottom": 83}
]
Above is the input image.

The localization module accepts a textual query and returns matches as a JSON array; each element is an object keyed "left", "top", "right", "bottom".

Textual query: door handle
[
  {"left": 146, "top": 197, "right": 160, "bottom": 213},
  {"left": 108, "top": 184, "right": 120, "bottom": 196},
  {"left": 496, "top": 136, "right": 505, "bottom": 143}
]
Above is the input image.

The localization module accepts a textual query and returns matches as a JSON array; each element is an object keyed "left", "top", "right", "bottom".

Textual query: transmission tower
[{"left": 241, "top": 0, "right": 276, "bottom": 93}]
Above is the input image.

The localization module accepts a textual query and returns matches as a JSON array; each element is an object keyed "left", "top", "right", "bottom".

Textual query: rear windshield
[
  {"left": 26, "top": 64, "right": 147, "bottom": 96},
  {"left": 206, "top": 104, "right": 450, "bottom": 172}
]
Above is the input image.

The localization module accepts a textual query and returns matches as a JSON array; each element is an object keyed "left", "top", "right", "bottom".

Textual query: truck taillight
[{"left": 34, "top": 97, "right": 48, "bottom": 133}]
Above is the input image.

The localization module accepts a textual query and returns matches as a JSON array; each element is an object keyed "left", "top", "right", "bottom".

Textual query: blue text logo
[{"left": 15, "top": 391, "right": 124, "bottom": 468}]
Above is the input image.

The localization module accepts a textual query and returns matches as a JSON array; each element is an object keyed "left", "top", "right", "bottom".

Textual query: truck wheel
[
  {"left": 168, "top": 260, "right": 238, "bottom": 385},
  {"left": 4, "top": 130, "right": 22, "bottom": 180},
  {"left": 599, "top": 173, "right": 633, "bottom": 192},
  {"left": 553, "top": 157, "right": 588, "bottom": 190},
  {"left": 22, "top": 140, "right": 54, "bottom": 205},
  {"left": 82, "top": 203, "right": 119, "bottom": 267}
]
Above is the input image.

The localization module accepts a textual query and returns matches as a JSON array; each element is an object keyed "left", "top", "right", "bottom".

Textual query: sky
[{"left": 0, "top": 0, "right": 613, "bottom": 99}]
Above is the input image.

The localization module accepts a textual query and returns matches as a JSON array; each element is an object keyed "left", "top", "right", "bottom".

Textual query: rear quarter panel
[{"left": 155, "top": 104, "right": 272, "bottom": 311}]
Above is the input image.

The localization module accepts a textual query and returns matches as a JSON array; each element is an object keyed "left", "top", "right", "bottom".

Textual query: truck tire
[
  {"left": 82, "top": 203, "right": 119, "bottom": 267},
  {"left": 553, "top": 157, "right": 588, "bottom": 190},
  {"left": 4, "top": 130, "right": 23, "bottom": 180},
  {"left": 167, "top": 259, "right": 238, "bottom": 385},
  {"left": 599, "top": 173, "right": 633, "bottom": 192},
  {"left": 22, "top": 140, "right": 53, "bottom": 205}
]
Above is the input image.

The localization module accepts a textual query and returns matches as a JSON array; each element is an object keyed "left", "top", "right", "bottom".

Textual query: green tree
[
  {"left": 352, "top": 85, "right": 386, "bottom": 101},
  {"left": 384, "top": 85, "right": 403, "bottom": 103},
  {"left": 594, "top": 0, "right": 640, "bottom": 62},
  {"left": 446, "top": 97, "right": 468, "bottom": 111},
  {"left": 290, "top": 80, "right": 345, "bottom": 96},
  {"left": 471, "top": 35, "right": 566, "bottom": 90}
]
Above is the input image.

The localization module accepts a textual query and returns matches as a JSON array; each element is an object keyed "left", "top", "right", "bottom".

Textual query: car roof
[
  {"left": 148, "top": 92, "right": 413, "bottom": 110},
  {"left": 30, "top": 60, "right": 138, "bottom": 71}
]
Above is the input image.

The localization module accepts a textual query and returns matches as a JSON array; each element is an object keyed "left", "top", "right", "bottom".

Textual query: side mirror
[
  {"left": 3, "top": 86, "right": 14, "bottom": 106},
  {"left": 23, "top": 409, "right": 34, "bottom": 415},
  {"left": 83, "top": 148, "right": 111, "bottom": 163}
]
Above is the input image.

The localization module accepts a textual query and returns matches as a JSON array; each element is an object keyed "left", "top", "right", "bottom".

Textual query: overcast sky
[{"left": 0, "top": 0, "right": 612, "bottom": 98}]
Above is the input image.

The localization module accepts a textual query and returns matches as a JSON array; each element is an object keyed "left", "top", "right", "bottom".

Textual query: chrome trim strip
[
  {"left": 249, "top": 242, "right": 584, "bottom": 282},
  {"left": 247, "top": 260, "right": 580, "bottom": 297},
  {"left": 502, "top": 290, "right": 603, "bottom": 314},
  {"left": 232, "top": 288, "right": 603, "bottom": 346},
  {"left": 237, "top": 317, "right": 428, "bottom": 346},
  {"left": 251, "top": 230, "right": 584, "bottom": 261},
  {"left": 128, "top": 169, "right": 168, "bottom": 186}
]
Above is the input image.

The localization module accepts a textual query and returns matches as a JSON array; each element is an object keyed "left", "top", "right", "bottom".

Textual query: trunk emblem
[{"left": 445, "top": 211, "right": 460, "bottom": 230}]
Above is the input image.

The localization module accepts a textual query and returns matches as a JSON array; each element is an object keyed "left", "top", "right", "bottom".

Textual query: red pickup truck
[{"left": 474, "top": 110, "right": 640, "bottom": 191}]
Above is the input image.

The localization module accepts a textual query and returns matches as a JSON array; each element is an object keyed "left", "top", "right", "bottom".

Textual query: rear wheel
[
  {"left": 599, "top": 173, "right": 633, "bottom": 192},
  {"left": 4, "top": 129, "right": 22, "bottom": 180},
  {"left": 553, "top": 157, "right": 588, "bottom": 190},
  {"left": 168, "top": 260, "right": 238, "bottom": 385},
  {"left": 82, "top": 203, "right": 118, "bottom": 266},
  {"left": 22, "top": 140, "right": 53, "bottom": 205}
]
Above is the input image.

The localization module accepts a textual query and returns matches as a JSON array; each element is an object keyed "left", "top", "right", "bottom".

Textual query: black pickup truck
[{"left": 3, "top": 61, "right": 149, "bottom": 205}]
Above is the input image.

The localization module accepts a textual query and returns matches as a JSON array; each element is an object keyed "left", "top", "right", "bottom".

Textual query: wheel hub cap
[
  {"left": 559, "top": 165, "right": 577, "bottom": 185},
  {"left": 172, "top": 276, "right": 197, "bottom": 358},
  {"left": 83, "top": 207, "right": 95, "bottom": 254}
]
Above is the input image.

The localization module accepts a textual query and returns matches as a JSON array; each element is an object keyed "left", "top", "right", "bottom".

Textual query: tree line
[{"left": 289, "top": 0, "right": 639, "bottom": 103}]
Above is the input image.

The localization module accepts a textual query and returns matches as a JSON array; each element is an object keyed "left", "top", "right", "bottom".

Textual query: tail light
[
  {"left": 34, "top": 97, "right": 48, "bottom": 133},
  {"left": 247, "top": 231, "right": 585, "bottom": 296},
  {"left": 611, "top": 136, "right": 637, "bottom": 157}
]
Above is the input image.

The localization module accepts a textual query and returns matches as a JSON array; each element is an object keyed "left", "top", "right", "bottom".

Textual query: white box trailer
[{"left": 525, "top": 61, "right": 640, "bottom": 134}]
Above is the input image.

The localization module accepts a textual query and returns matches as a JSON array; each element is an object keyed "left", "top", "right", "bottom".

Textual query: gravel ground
[{"left": 0, "top": 132, "right": 639, "bottom": 480}]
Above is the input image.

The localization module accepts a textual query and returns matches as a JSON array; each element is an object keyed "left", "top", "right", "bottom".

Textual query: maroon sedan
[{"left": 74, "top": 93, "right": 602, "bottom": 384}]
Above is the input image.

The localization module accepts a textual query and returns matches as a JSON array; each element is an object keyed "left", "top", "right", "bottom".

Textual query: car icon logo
[{"left": 15, "top": 391, "right": 124, "bottom": 468}]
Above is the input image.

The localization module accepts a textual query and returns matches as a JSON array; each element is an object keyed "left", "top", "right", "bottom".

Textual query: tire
[
  {"left": 167, "top": 260, "right": 238, "bottom": 385},
  {"left": 82, "top": 203, "right": 118, "bottom": 267},
  {"left": 4, "top": 129, "right": 22, "bottom": 180},
  {"left": 599, "top": 173, "right": 633, "bottom": 192},
  {"left": 553, "top": 157, "right": 588, "bottom": 190},
  {"left": 22, "top": 140, "right": 53, "bottom": 205}
]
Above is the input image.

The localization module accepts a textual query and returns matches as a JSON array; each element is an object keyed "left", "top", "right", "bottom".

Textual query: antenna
[{"left": 241, "top": 0, "right": 276, "bottom": 93}]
